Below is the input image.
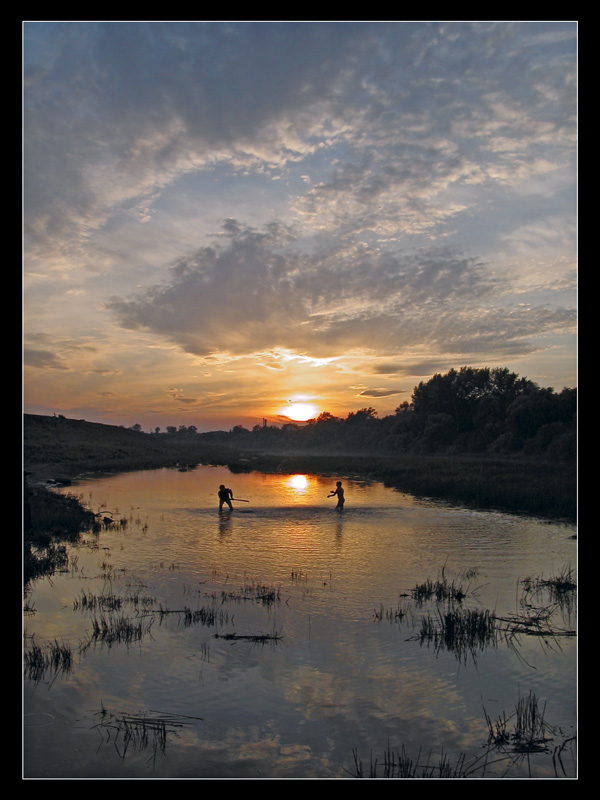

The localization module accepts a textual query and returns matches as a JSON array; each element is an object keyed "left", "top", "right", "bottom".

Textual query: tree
[{"left": 346, "top": 407, "right": 378, "bottom": 424}]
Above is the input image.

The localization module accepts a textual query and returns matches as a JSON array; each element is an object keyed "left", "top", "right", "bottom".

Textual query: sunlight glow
[
  {"left": 287, "top": 474, "right": 309, "bottom": 491},
  {"left": 281, "top": 402, "right": 319, "bottom": 421}
]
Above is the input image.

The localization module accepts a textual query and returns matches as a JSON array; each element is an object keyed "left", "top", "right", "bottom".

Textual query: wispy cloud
[{"left": 23, "top": 21, "right": 577, "bottom": 428}]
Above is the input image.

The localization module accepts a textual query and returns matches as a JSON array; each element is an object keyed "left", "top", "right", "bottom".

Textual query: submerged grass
[
  {"left": 349, "top": 692, "right": 576, "bottom": 778},
  {"left": 23, "top": 634, "right": 74, "bottom": 685},
  {"left": 413, "top": 607, "right": 498, "bottom": 664},
  {"left": 81, "top": 613, "right": 155, "bottom": 651},
  {"left": 92, "top": 704, "right": 203, "bottom": 767}
]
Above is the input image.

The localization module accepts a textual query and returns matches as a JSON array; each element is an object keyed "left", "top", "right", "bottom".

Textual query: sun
[{"left": 283, "top": 402, "right": 318, "bottom": 422}]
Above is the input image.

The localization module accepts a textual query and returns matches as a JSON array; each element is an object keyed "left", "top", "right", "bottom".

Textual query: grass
[
  {"left": 81, "top": 613, "right": 155, "bottom": 650},
  {"left": 522, "top": 565, "right": 577, "bottom": 609},
  {"left": 411, "top": 576, "right": 467, "bottom": 604},
  {"left": 497, "top": 565, "right": 577, "bottom": 646},
  {"left": 349, "top": 692, "right": 576, "bottom": 778},
  {"left": 206, "top": 582, "right": 282, "bottom": 607},
  {"left": 92, "top": 704, "right": 203, "bottom": 767},
  {"left": 483, "top": 691, "right": 568, "bottom": 777},
  {"left": 414, "top": 607, "right": 498, "bottom": 664},
  {"left": 23, "top": 634, "right": 74, "bottom": 685},
  {"left": 397, "top": 564, "right": 576, "bottom": 665},
  {"left": 24, "top": 484, "right": 98, "bottom": 585}
]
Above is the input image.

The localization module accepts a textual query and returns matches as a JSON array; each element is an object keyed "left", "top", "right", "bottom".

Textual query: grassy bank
[
  {"left": 24, "top": 483, "right": 98, "bottom": 584},
  {"left": 24, "top": 414, "right": 576, "bottom": 521}
]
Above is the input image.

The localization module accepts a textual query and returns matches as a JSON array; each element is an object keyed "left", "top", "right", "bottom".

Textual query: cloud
[
  {"left": 356, "top": 388, "right": 405, "bottom": 398},
  {"left": 24, "top": 348, "right": 69, "bottom": 370},
  {"left": 106, "top": 219, "right": 574, "bottom": 366},
  {"left": 23, "top": 22, "right": 577, "bottom": 426}
]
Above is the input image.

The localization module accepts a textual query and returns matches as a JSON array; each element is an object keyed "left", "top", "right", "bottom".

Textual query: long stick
[{"left": 232, "top": 498, "right": 250, "bottom": 502}]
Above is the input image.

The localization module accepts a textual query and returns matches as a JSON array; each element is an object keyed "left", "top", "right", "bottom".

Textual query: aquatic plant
[
  {"left": 409, "top": 565, "right": 469, "bottom": 604},
  {"left": 92, "top": 704, "right": 203, "bottom": 767},
  {"left": 81, "top": 612, "right": 155, "bottom": 650},
  {"left": 23, "top": 634, "right": 74, "bottom": 685},
  {"left": 413, "top": 606, "right": 498, "bottom": 664},
  {"left": 482, "top": 691, "right": 574, "bottom": 777},
  {"left": 214, "top": 627, "right": 282, "bottom": 644},
  {"left": 348, "top": 741, "right": 492, "bottom": 778},
  {"left": 349, "top": 694, "right": 576, "bottom": 778}
]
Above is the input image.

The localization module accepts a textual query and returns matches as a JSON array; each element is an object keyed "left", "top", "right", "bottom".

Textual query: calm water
[{"left": 23, "top": 466, "right": 577, "bottom": 779}]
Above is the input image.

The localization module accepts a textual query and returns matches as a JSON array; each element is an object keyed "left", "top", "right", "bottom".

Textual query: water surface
[{"left": 23, "top": 466, "right": 577, "bottom": 778}]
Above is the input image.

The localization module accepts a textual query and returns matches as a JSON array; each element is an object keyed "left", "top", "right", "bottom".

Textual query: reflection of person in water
[
  {"left": 218, "top": 484, "right": 234, "bottom": 512},
  {"left": 328, "top": 481, "right": 345, "bottom": 511}
]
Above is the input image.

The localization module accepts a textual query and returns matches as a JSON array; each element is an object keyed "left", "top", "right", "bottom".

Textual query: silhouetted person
[
  {"left": 218, "top": 484, "right": 234, "bottom": 512},
  {"left": 328, "top": 481, "right": 345, "bottom": 511}
]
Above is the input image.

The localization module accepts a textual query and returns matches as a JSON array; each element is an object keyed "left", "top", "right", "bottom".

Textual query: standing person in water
[
  {"left": 218, "top": 484, "right": 235, "bottom": 512},
  {"left": 328, "top": 481, "right": 345, "bottom": 511}
]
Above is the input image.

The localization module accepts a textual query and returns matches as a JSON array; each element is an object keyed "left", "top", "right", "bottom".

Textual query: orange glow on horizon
[{"left": 278, "top": 402, "right": 319, "bottom": 421}]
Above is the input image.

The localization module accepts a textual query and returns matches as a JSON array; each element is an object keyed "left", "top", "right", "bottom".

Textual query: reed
[
  {"left": 208, "top": 582, "right": 282, "bottom": 607},
  {"left": 484, "top": 691, "right": 556, "bottom": 757},
  {"left": 350, "top": 694, "right": 575, "bottom": 778},
  {"left": 349, "top": 742, "right": 491, "bottom": 778},
  {"left": 24, "top": 635, "right": 74, "bottom": 684},
  {"left": 414, "top": 607, "right": 498, "bottom": 663},
  {"left": 92, "top": 705, "right": 203, "bottom": 767},
  {"left": 81, "top": 612, "right": 155, "bottom": 650},
  {"left": 214, "top": 627, "right": 282, "bottom": 643}
]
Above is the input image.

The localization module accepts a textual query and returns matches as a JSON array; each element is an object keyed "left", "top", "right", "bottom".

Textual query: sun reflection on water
[{"left": 287, "top": 474, "right": 309, "bottom": 492}]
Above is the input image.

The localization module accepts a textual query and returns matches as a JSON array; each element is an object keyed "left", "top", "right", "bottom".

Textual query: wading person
[
  {"left": 218, "top": 484, "right": 234, "bottom": 513},
  {"left": 328, "top": 481, "right": 345, "bottom": 511}
]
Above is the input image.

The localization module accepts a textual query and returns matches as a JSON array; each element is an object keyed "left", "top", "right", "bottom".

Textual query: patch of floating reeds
[
  {"left": 92, "top": 704, "right": 203, "bottom": 767},
  {"left": 73, "top": 588, "right": 157, "bottom": 614},
  {"left": 409, "top": 565, "right": 469, "bottom": 605},
  {"left": 156, "top": 603, "right": 232, "bottom": 628},
  {"left": 206, "top": 581, "right": 282, "bottom": 607},
  {"left": 80, "top": 612, "right": 155, "bottom": 651},
  {"left": 411, "top": 606, "right": 498, "bottom": 664},
  {"left": 349, "top": 693, "right": 576, "bottom": 778},
  {"left": 23, "top": 634, "right": 74, "bottom": 685},
  {"left": 521, "top": 564, "right": 576, "bottom": 616},
  {"left": 373, "top": 600, "right": 411, "bottom": 624},
  {"left": 347, "top": 741, "right": 492, "bottom": 778},
  {"left": 496, "top": 569, "right": 577, "bottom": 649},
  {"left": 213, "top": 626, "right": 283, "bottom": 644},
  {"left": 482, "top": 691, "right": 575, "bottom": 776}
]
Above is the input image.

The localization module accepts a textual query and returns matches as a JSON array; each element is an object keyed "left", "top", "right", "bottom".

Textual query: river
[{"left": 23, "top": 465, "right": 577, "bottom": 778}]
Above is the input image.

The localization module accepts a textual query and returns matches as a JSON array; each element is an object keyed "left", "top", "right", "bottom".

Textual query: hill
[{"left": 23, "top": 414, "right": 186, "bottom": 483}]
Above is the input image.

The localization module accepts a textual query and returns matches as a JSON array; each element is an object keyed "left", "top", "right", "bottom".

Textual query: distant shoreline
[{"left": 24, "top": 414, "right": 576, "bottom": 522}]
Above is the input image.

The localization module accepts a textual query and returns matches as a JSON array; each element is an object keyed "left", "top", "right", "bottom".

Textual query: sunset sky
[{"left": 23, "top": 21, "right": 577, "bottom": 431}]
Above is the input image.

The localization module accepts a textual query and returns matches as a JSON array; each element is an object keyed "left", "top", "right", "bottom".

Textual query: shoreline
[{"left": 24, "top": 449, "right": 577, "bottom": 523}]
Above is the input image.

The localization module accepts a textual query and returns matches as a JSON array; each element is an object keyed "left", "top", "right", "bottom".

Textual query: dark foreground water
[{"left": 23, "top": 466, "right": 577, "bottom": 779}]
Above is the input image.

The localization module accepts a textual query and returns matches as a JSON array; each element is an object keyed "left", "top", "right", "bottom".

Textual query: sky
[{"left": 23, "top": 21, "right": 577, "bottom": 432}]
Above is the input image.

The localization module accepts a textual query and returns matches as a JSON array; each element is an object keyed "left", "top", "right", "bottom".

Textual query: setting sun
[{"left": 281, "top": 402, "right": 319, "bottom": 422}]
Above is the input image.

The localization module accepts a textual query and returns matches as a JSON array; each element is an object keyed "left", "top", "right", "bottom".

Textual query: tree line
[{"left": 148, "top": 367, "right": 576, "bottom": 462}]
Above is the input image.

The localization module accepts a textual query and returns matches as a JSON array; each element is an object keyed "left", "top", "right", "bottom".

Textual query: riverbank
[{"left": 24, "top": 414, "right": 576, "bottom": 521}]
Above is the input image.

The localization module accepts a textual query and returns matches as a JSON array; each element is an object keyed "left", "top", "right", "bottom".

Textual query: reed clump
[
  {"left": 23, "top": 634, "right": 74, "bottom": 684},
  {"left": 348, "top": 742, "right": 489, "bottom": 778},
  {"left": 349, "top": 693, "right": 576, "bottom": 778},
  {"left": 415, "top": 607, "right": 498, "bottom": 663},
  {"left": 92, "top": 705, "right": 203, "bottom": 767},
  {"left": 484, "top": 692, "right": 556, "bottom": 756},
  {"left": 81, "top": 613, "right": 154, "bottom": 650}
]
